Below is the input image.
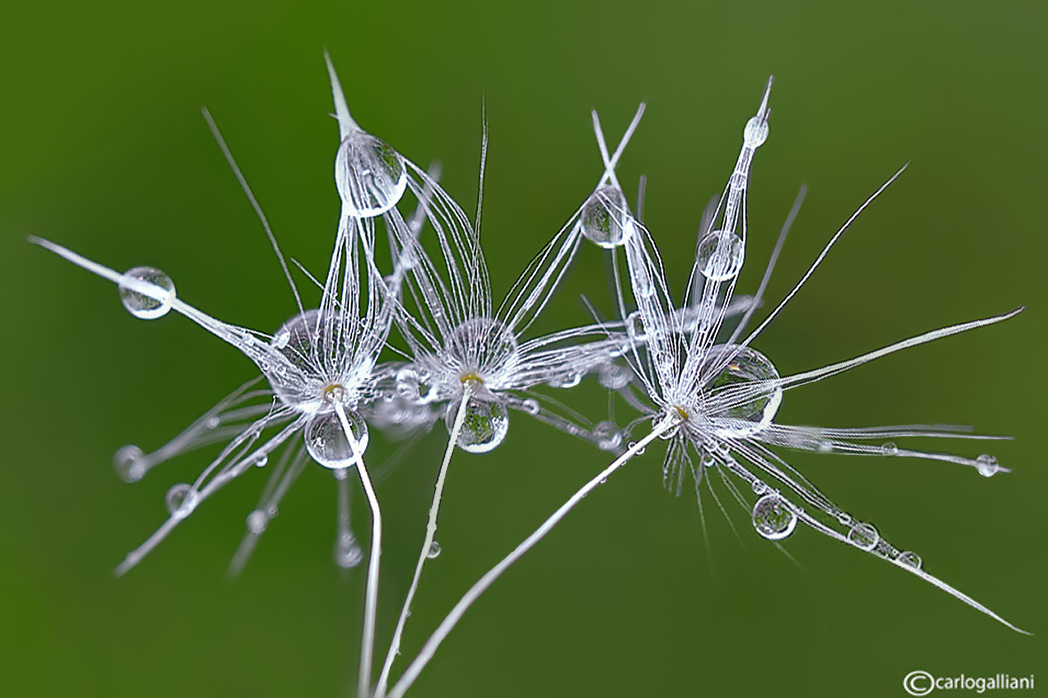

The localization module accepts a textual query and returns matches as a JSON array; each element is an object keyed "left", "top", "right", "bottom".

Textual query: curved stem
[
  {"left": 386, "top": 415, "right": 678, "bottom": 698},
  {"left": 334, "top": 402, "right": 382, "bottom": 698},
  {"left": 375, "top": 381, "right": 476, "bottom": 697}
]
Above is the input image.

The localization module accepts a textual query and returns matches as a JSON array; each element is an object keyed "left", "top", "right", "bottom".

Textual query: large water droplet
[
  {"left": 598, "top": 363, "right": 630, "bottom": 390},
  {"left": 165, "top": 483, "right": 198, "bottom": 519},
  {"left": 305, "top": 409, "right": 369, "bottom": 469},
  {"left": 743, "top": 115, "right": 769, "bottom": 148},
  {"left": 752, "top": 493, "right": 796, "bottom": 540},
  {"left": 427, "top": 541, "right": 442, "bottom": 559},
  {"left": 335, "top": 131, "right": 407, "bottom": 218},
  {"left": 579, "top": 186, "right": 636, "bottom": 249},
  {"left": 113, "top": 445, "right": 146, "bottom": 483},
  {"left": 119, "top": 266, "right": 176, "bottom": 320},
  {"left": 707, "top": 345, "right": 782, "bottom": 437},
  {"left": 445, "top": 396, "right": 509, "bottom": 454},
  {"left": 696, "top": 230, "right": 744, "bottom": 281},
  {"left": 593, "top": 421, "right": 622, "bottom": 452},
  {"left": 847, "top": 522, "right": 880, "bottom": 551}
]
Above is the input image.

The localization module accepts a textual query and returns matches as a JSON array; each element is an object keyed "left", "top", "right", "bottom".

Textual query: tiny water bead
[
  {"left": 752, "top": 493, "right": 797, "bottom": 540},
  {"left": 427, "top": 541, "right": 442, "bottom": 559},
  {"left": 165, "top": 483, "right": 198, "bottom": 519},
  {"left": 335, "top": 533, "right": 364, "bottom": 568},
  {"left": 445, "top": 396, "right": 509, "bottom": 454},
  {"left": 246, "top": 510, "right": 269, "bottom": 535},
  {"left": 305, "top": 409, "right": 370, "bottom": 469},
  {"left": 113, "top": 445, "right": 146, "bottom": 483},
  {"left": 976, "top": 454, "right": 1001, "bottom": 477},
  {"left": 847, "top": 522, "right": 880, "bottom": 551},
  {"left": 696, "top": 230, "right": 744, "bottom": 281},
  {"left": 334, "top": 131, "right": 407, "bottom": 218},
  {"left": 118, "top": 266, "right": 176, "bottom": 320},
  {"left": 521, "top": 398, "right": 540, "bottom": 415},
  {"left": 896, "top": 551, "right": 923, "bottom": 570},
  {"left": 579, "top": 185, "right": 636, "bottom": 248},
  {"left": 707, "top": 345, "right": 782, "bottom": 437}
]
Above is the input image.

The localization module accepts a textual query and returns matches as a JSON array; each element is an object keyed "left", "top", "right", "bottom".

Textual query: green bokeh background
[{"left": 2, "top": 2, "right": 1045, "bottom": 697}]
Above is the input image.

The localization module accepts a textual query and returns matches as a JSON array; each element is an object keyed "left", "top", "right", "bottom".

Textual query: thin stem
[
  {"left": 386, "top": 415, "right": 678, "bottom": 698},
  {"left": 375, "top": 381, "right": 476, "bottom": 697},
  {"left": 334, "top": 402, "right": 382, "bottom": 698}
]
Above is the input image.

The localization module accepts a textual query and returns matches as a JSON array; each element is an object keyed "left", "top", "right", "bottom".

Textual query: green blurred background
[{"left": 2, "top": 1, "right": 1045, "bottom": 696}]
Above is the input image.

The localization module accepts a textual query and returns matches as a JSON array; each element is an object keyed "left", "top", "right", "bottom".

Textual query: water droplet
[
  {"left": 579, "top": 185, "right": 636, "bottom": 248},
  {"left": 335, "top": 533, "right": 364, "bottom": 568},
  {"left": 206, "top": 416, "right": 221, "bottom": 429},
  {"left": 752, "top": 493, "right": 797, "bottom": 540},
  {"left": 896, "top": 551, "right": 922, "bottom": 570},
  {"left": 976, "top": 454, "right": 1000, "bottom": 477},
  {"left": 882, "top": 441, "right": 899, "bottom": 456},
  {"left": 113, "top": 445, "right": 146, "bottom": 483},
  {"left": 696, "top": 230, "right": 744, "bottom": 281},
  {"left": 743, "top": 116, "right": 769, "bottom": 148},
  {"left": 426, "top": 541, "right": 442, "bottom": 559},
  {"left": 255, "top": 454, "right": 268, "bottom": 468},
  {"left": 271, "top": 327, "right": 291, "bottom": 350},
  {"left": 751, "top": 480, "right": 766, "bottom": 495},
  {"left": 165, "top": 483, "right": 198, "bottom": 519},
  {"left": 625, "top": 310, "right": 647, "bottom": 343},
  {"left": 521, "top": 398, "right": 540, "bottom": 415},
  {"left": 445, "top": 396, "right": 509, "bottom": 454},
  {"left": 598, "top": 363, "right": 630, "bottom": 390},
  {"left": 119, "top": 266, "right": 176, "bottom": 320},
  {"left": 335, "top": 131, "right": 407, "bottom": 218},
  {"left": 594, "top": 421, "right": 622, "bottom": 452},
  {"left": 395, "top": 366, "right": 421, "bottom": 401},
  {"left": 246, "top": 509, "right": 268, "bottom": 534},
  {"left": 707, "top": 345, "right": 782, "bottom": 438},
  {"left": 626, "top": 440, "right": 646, "bottom": 455},
  {"left": 847, "top": 522, "right": 879, "bottom": 551},
  {"left": 305, "top": 409, "right": 369, "bottom": 469},
  {"left": 547, "top": 371, "right": 583, "bottom": 389}
]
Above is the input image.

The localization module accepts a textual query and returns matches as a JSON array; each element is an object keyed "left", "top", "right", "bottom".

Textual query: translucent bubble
[
  {"left": 395, "top": 366, "right": 421, "bottom": 401},
  {"left": 427, "top": 541, "right": 442, "bottom": 559},
  {"left": 696, "top": 230, "right": 744, "bottom": 281},
  {"left": 743, "top": 116, "right": 769, "bottom": 148},
  {"left": 896, "top": 551, "right": 922, "bottom": 570},
  {"left": 119, "top": 266, "right": 176, "bottom": 320},
  {"left": 521, "top": 398, "right": 540, "bottom": 415},
  {"left": 752, "top": 493, "right": 796, "bottom": 540},
  {"left": 579, "top": 186, "right": 636, "bottom": 248},
  {"left": 882, "top": 441, "right": 899, "bottom": 456},
  {"left": 305, "top": 409, "right": 369, "bottom": 469},
  {"left": 976, "top": 454, "right": 1001, "bottom": 477},
  {"left": 246, "top": 510, "right": 269, "bottom": 535},
  {"left": 594, "top": 421, "right": 622, "bottom": 452},
  {"left": 255, "top": 454, "right": 268, "bottom": 468},
  {"left": 113, "top": 445, "right": 146, "bottom": 483},
  {"left": 847, "top": 522, "right": 880, "bottom": 551},
  {"left": 707, "top": 345, "right": 782, "bottom": 437},
  {"left": 751, "top": 480, "right": 767, "bottom": 495},
  {"left": 445, "top": 396, "right": 509, "bottom": 454},
  {"left": 335, "top": 533, "right": 364, "bottom": 568},
  {"left": 598, "top": 363, "right": 630, "bottom": 390},
  {"left": 334, "top": 131, "right": 407, "bottom": 218},
  {"left": 165, "top": 483, "right": 198, "bottom": 519},
  {"left": 625, "top": 310, "right": 647, "bottom": 343}
]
